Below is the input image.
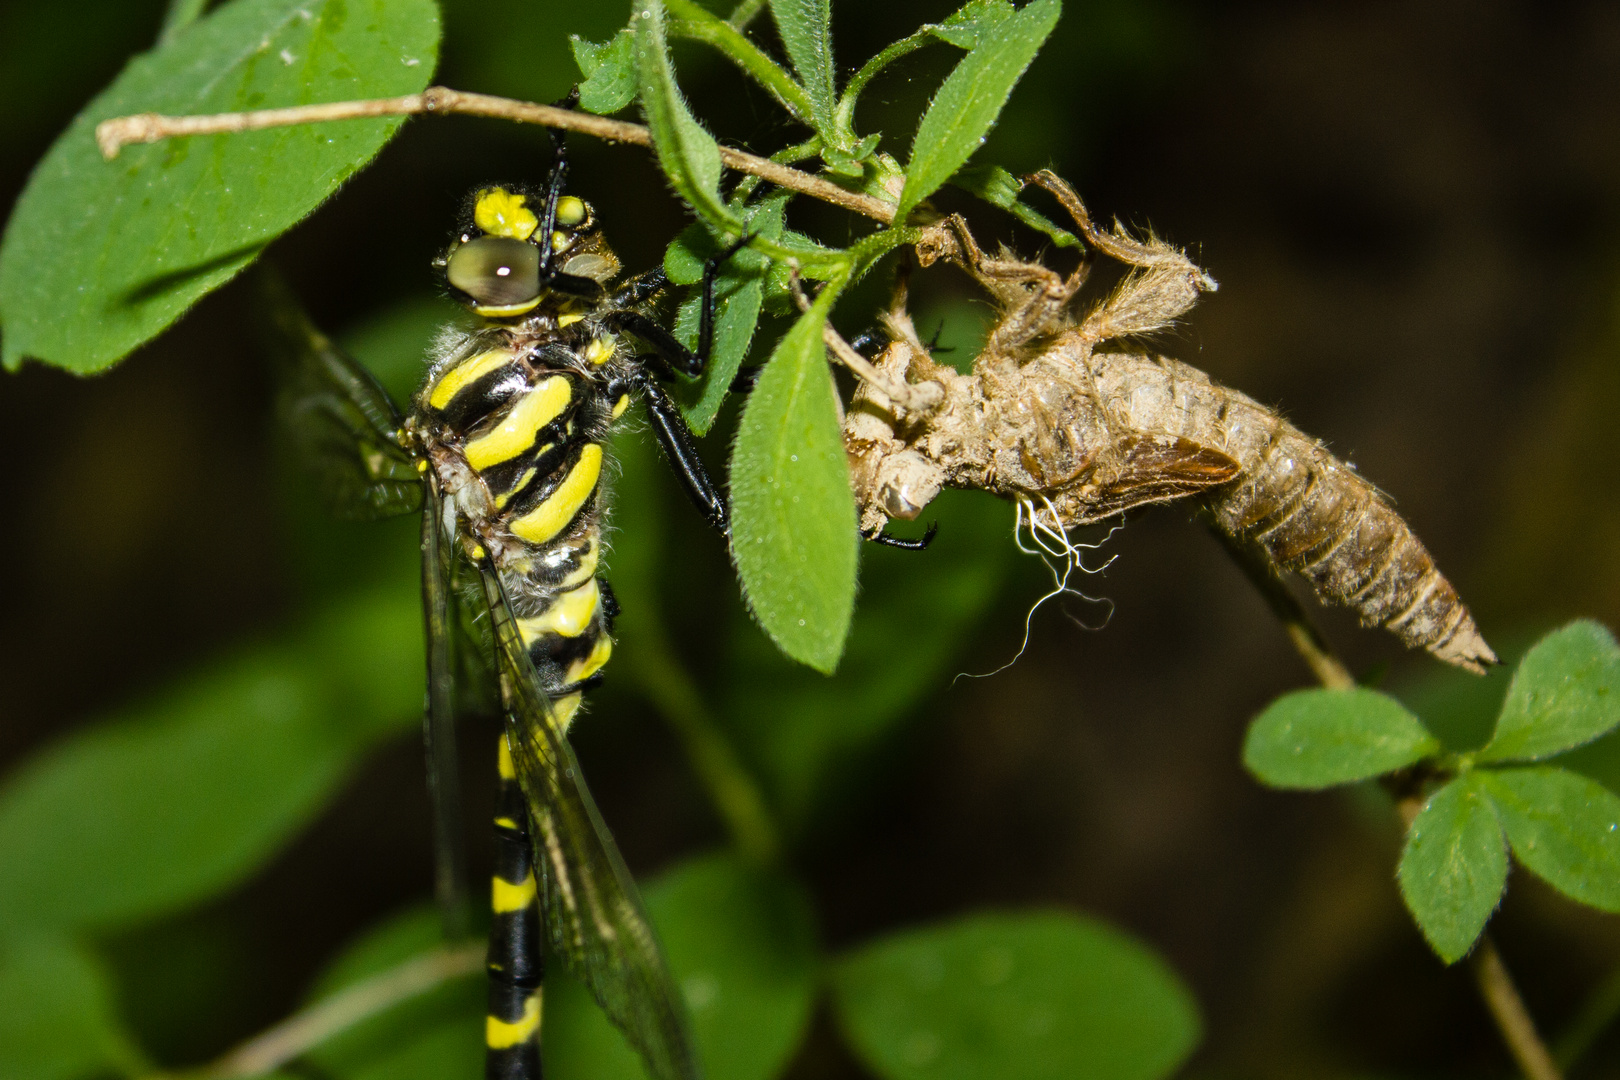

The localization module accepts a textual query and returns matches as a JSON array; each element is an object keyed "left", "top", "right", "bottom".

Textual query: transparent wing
[
  {"left": 421, "top": 482, "right": 472, "bottom": 938},
  {"left": 479, "top": 565, "right": 701, "bottom": 1080},
  {"left": 261, "top": 271, "right": 423, "bottom": 521}
]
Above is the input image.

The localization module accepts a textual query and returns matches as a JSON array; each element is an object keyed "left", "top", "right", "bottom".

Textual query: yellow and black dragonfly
[{"left": 267, "top": 140, "right": 743, "bottom": 1080}]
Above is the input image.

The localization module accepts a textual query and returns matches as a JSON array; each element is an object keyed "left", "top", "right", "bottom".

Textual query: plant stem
[
  {"left": 152, "top": 942, "right": 483, "bottom": 1079},
  {"left": 95, "top": 87, "right": 898, "bottom": 225},
  {"left": 1474, "top": 936, "right": 1567, "bottom": 1080},
  {"left": 726, "top": 0, "right": 767, "bottom": 30},
  {"left": 623, "top": 623, "right": 783, "bottom": 868},
  {"left": 1215, "top": 522, "right": 1565, "bottom": 1080},
  {"left": 665, "top": 0, "right": 816, "bottom": 128},
  {"left": 1555, "top": 962, "right": 1620, "bottom": 1071}
]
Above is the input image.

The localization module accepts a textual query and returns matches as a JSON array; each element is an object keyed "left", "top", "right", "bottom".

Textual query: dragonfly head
[{"left": 440, "top": 186, "right": 620, "bottom": 318}]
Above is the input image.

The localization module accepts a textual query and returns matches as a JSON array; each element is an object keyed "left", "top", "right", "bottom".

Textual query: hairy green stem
[
  {"left": 835, "top": 30, "right": 934, "bottom": 139},
  {"left": 725, "top": 0, "right": 767, "bottom": 30},
  {"left": 665, "top": 0, "right": 817, "bottom": 129}
]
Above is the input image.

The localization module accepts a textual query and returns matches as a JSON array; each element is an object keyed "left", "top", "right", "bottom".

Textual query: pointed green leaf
[
  {"left": 0, "top": 934, "right": 144, "bottom": 1080},
  {"left": 1479, "top": 620, "right": 1620, "bottom": 763},
  {"left": 1243, "top": 688, "right": 1440, "bottom": 789},
  {"left": 949, "top": 163, "right": 1078, "bottom": 247},
  {"left": 545, "top": 852, "right": 820, "bottom": 1080},
  {"left": 572, "top": 28, "right": 638, "bottom": 115},
  {"left": 769, "top": 0, "right": 835, "bottom": 135},
  {"left": 1476, "top": 766, "right": 1620, "bottom": 913},
  {"left": 895, "top": 0, "right": 1060, "bottom": 221},
  {"left": 0, "top": 589, "right": 422, "bottom": 930},
  {"left": 0, "top": 0, "right": 440, "bottom": 374},
  {"left": 929, "top": 0, "right": 1018, "bottom": 49},
  {"left": 635, "top": 1, "right": 741, "bottom": 231},
  {"left": 1396, "top": 776, "right": 1508, "bottom": 963},
  {"left": 729, "top": 289, "right": 856, "bottom": 672},
  {"left": 831, "top": 911, "right": 1201, "bottom": 1080}
]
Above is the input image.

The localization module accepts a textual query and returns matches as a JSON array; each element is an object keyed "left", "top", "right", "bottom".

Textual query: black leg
[
  {"left": 627, "top": 365, "right": 729, "bottom": 535},
  {"left": 695, "top": 233, "right": 753, "bottom": 364},
  {"left": 864, "top": 521, "right": 939, "bottom": 551},
  {"left": 609, "top": 266, "right": 672, "bottom": 309},
  {"left": 606, "top": 234, "right": 753, "bottom": 376},
  {"left": 602, "top": 311, "right": 704, "bottom": 377}
]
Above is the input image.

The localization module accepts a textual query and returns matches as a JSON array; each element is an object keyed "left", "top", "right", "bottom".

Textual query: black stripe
[{"left": 487, "top": 764, "right": 543, "bottom": 1080}]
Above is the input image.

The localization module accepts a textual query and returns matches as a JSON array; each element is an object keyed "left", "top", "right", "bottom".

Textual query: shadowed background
[{"left": 3, "top": 0, "right": 1619, "bottom": 1076}]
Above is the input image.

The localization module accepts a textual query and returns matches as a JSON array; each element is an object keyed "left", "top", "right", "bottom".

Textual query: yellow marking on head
[
  {"left": 550, "top": 230, "right": 571, "bottom": 252},
  {"left": 557, "top": 312, "right": 585, "bottom": 328},
  {"left": 494, "top": 467, "right": 536, "bottom": 510},
  {"left": 566, "top": 634, "right": 614, "bottom": 684},
  {"left": 464, "top": 377, "right": 572, "bottom": 472},
  {"left": 516, "top": 579, "right": 600, "bottom": 644},
  {"left": 468, "top": 544, "right": 486, "bottom": 561},
  {"left": 492, "top": 871, "right": 538, "bottom": 913},
  {"left": 509, "top": 444, "right": 603, "bottom": 544},
  {"left": 553, "top": 693, "right": 583, "bottom": 731},
  {"left": 473, "top": 297, "right": 544, "bottom": 319},
  {"left": 474, "top": 188, "right": 539, "bottom": 240},
  {"left": 611, "top": 393, "right": 630, "bottom": 420},
  {"left": 486, "top": 992, "right": 542, "bottom": 1049},
  {"left": 555, "top": 196, "right": 587, "bottom": 226},
  {"left": 428, "top": 348, "right": 515, "bottom": 411},
  {"left": 558, "top": 538, "right": 600, "bottom": 590},
  {"left": 585, "top": 337, "right": 615, "bottom": 365},
  {"left": 497, "top": 736, "right": 516, "bottom": 780}
]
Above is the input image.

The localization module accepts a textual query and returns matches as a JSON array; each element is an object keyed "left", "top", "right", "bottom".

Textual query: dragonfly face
[{"left": 272, "top": 155, "right": 741, "bottom": 1080}]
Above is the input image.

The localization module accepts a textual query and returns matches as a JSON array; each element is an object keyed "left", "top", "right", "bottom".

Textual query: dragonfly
[{"left": 267, "top": 135, "right": 746, "bottom": 1080}]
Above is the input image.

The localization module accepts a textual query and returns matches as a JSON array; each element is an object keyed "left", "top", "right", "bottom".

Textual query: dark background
[{"left": 3, "top": 0, "right": 1619, "bottom": 1075}]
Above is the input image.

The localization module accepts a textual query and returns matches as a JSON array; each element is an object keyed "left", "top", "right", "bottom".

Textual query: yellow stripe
[
  {"left": 494, "top": 816, "right": 518, "bottom": 829},
  {"left": 566, "top": 634, "right": 614, "bottom": 684},
  {"left": 558, "top": 537, "right": 600, "bottom": 590},
  {"left": 516, "top": 579, "right": 600, "bottom": 642},
  {"left": 427, "top": 348, "right": 514, "bottom": 411},
  {"left": 492, "top": 871, "right": 537, "bottom": 913},
  {"left": 611, "top": 393, "right": 630, "bottom": 419},
  {"left": 553, "top": 693, "right": 583, "bottom": 731},
  {"left": 585, "top": 337, "right": 615, "bottom": 365},
  {"left": 494, "top": 467, "right": 536, "bottom": 510},
  {"left": 509, "top": 444, "right": 603, "bottom": 544},
  {"left": 497, "top": 736, "right": 516, "bottom": 780},
  {"left": 486, "top": 992, "right": 542, "bottom": 1049},
  {"left": 558, "top": 312, "right": 585, "bottom": 327},
  {"left": 473, "top": 298, "right": 543, "bottom": 318},
  {"left": 465, "top": 377, "right": 572, "bottom": 472}
]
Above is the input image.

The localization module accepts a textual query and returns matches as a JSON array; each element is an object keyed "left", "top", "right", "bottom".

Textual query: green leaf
[
  {"left": 722, "top": 491, "right": 1014, "bottom": 834},
  {"left": 1396, "top": 776, "right": 1508, "bottom": 963},
  {"left": 1479, "top": 620, "right": 1620, "bottom": 763},
  {"left": 1476, "top": 766, "right": 1620, "bottom": 913},
  {"left": 929, "top": 0, "right": 1017, "bottom": 49},
  {"left": 895, "top": 0, "right": 1061, "bottom": 222},
  {"left": 1243, "top": 688, "right": 1439, "bottom": 789},
  {"left": 768, "top": 0, "right": 836, "bottom": 136},
  {"left": 0, "top": 934, "right": 143, "bottom": 1080},
  {"left": 0, "top": 0, "right": 440, "bottom": 374},
  {"left": 546, "top": 852, "right": 819, "bottom": 1080},
  {"left": 635, "top": 1, "right": 742, "bottom": 232},
  {"left": 949, "top": 163, "right": 1078, "bottom": 247},
  {"left": 0, "top": 588, "right": 422, "bottom": 930},
  {"left": 832, "top": 910, "right": 1201, "bottom": 1080},
  {"left": 305, "top": 906, "right": 483, "bottom": 1079},
  {"left": 729, "top": 288, "right": 856, "bottom": 672},
  {"left": 572, "top": 28, "right": 638, "bottom": 115}
]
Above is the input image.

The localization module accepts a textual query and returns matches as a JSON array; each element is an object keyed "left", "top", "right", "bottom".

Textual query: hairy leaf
[
  {"left": 1396, "top": 776, "right": 1508, "bottom": 963},
  {"left": 1479, "top": 620, "right": 1620, "bottom": 763},
  {"left": 950, "top": 163, "right": 1078, "bottom": 247},
  {"left": 0, "top": 589, "right": 422, "bottom": 930},
  {"left": 572, "top": 28, "right": 638, "bottom": 115},
  {"left": 635, "top": 1, "right": 741, "bottom": 231},
  {"left": 1477, "top": 766, "right": 1620, "bottom": 913},
  {"left": 0, "top": 0, "right": 440, "bottom": 374},
  {"left": 769, "top": 0, "right": 836, "bottom": 137},
  {"left": 1244, "top": 688, "right": 1439, "bottom": 789},
  {"left": 929, "top": 0, "right": 1018, "bottom": 49},
  {"left": 896, "top": 0, "right": 1060, "bottom": 221},
  {"left": 832, "top": 911, "right": 1201, "bottom": 1080},
  {"left": 729, "top": 289, "right": 856, "bottom": 672}
]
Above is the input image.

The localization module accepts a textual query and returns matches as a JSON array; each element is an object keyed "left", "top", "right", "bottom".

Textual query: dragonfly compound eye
[{"left": 447, "top": 236, "right": 542, "bottom": 309}]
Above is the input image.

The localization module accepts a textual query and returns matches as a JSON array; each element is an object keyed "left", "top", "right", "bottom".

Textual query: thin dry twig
[
  {"left": 168, "top": 942, "right": 483, "bottom": 1079},
  {"left": 821, "top": 322, "right": 942, "bottom": 414},
  {"left": 95, "top": 86, "right": 897, "bottom": 224}
]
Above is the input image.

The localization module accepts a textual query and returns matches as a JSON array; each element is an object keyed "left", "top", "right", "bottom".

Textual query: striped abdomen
[
  {"left": 486, "top": 735, "right": 543, "bottom": 1080},
  {"left": 418, "top": 335, "right": 631, "bottom": 728},
  {"left": 1089, "top": 352, "right": 1496, "bottom": 673}
]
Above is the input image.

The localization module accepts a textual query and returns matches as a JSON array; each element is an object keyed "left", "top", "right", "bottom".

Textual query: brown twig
[
  {"left": 95, "top": 86, "right": 897, "bottom": 224},
  {"left": 159, "top": 942, "right": 484, "bottom": 1079},
  {"left": 1220, "top": 527, "right": 1564, "bottom": 1080}
]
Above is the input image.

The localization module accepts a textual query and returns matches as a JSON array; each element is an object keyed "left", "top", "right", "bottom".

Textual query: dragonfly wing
[
  {"left": 480, "top": 565, "right": 701, "bottom": 1080},
  {"left": 421, "top": 482, "right": 473, "bottom": 938},
  {"left": 262, "top": 271, "right": 424, "bottom": 521}
]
